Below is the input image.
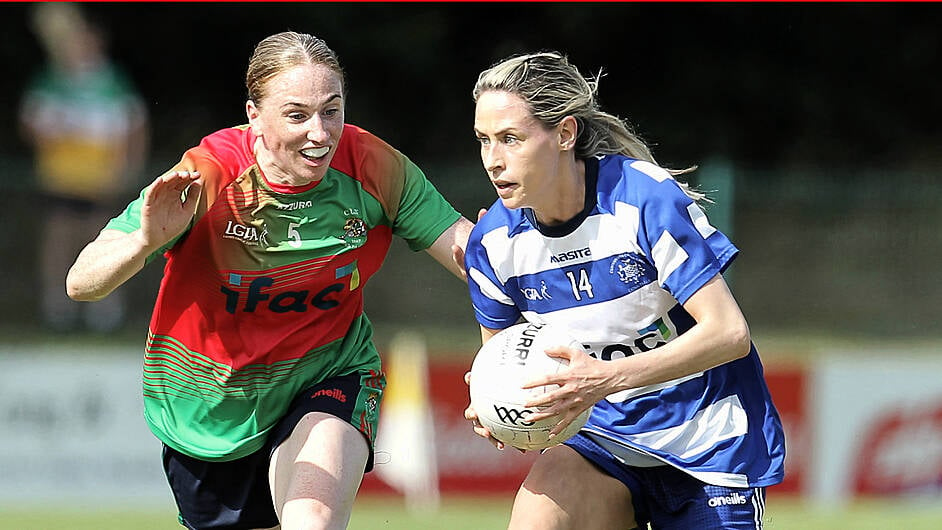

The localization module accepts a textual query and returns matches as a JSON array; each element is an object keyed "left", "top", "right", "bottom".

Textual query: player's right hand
[
  {"left": 463, "top": 370, "right": 506, "bottom": 451},
  {"left": 138, "top": 169, "right": 203, "bottom": 250}
]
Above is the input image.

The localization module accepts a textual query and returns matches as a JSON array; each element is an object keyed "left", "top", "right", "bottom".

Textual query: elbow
[
  {"left": 66, "top": 283, "right": 94, "bottom": 303},
  {"left": 66, "top": 272, "right": 103, "bottom": 302},
  {"left": 68, "top": 289, "right": 106, "bottom": 303},
  {"left": 728, "top": 319, "right": 752, "bottom": 360},
  {"left": 67, "top": 289, "right": 96, "bottom": 303}
]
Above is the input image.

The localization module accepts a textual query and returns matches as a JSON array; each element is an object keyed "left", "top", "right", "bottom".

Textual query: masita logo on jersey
[
  {"left": 219, "top": 274, "right": 344, "bottom": 314},
  {"left": 549, "top": 246, "right": 591, "bottom": 264}
]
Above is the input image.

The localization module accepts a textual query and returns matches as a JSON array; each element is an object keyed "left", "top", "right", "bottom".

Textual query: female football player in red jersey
[{"left": 67, "top": 31, "right": 472, "bottom": 530}]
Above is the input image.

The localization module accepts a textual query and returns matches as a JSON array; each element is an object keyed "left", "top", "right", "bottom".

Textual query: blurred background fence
[
  {"left": 2, "top": 157, "right": 939, "bottom": 341},
  {"left": 0, "top": 3, "right": 938, "bottom": 341}
]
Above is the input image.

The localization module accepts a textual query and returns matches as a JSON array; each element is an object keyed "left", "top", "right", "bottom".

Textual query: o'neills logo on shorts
[
  {"left": 311, "top": 388, "right": 347, "bottom": 402},
  {"left": 708, "top": 492, "right": 748, "bottom": 507}
]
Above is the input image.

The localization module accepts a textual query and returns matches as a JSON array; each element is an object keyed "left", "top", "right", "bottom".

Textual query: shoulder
[
  {"left": 195, "top": 125, "right": 253, "bottom": 156},
  {"left": 193, "top": 126, "right": 253, "bottom": 164},
  {"left": 598, "top": 155, "right": 674, "bottom": 188},
  {"left": 330, "top": 124, "right": 407, "bottom": 180},
  {"left": 470, "top": 199, "right": 527, "bottom": 244},
  {"left": 180, "top": 125, "right": 254, "bottom": 185},
  {"left": 597, "top": 155, "right": 689, "bottom": 209}
]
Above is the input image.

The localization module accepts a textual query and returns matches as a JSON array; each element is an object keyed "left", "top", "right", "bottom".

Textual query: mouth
[
  {"left": 492, "top": 179, "right": 518, "bottom": 198},
  {"left": 300, "top": 146, "right": 331, "bottom": 162}
]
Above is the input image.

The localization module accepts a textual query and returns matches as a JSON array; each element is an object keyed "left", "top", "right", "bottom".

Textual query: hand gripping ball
[{"left": 469, "top": 322, "right": 591, "bottom": 451}]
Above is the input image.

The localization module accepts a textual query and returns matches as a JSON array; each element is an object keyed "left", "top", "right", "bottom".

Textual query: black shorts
[
  {"left": 566, "top": 433, "right": 768, "bottom": 529},
  {"left": 162, "top": 372, "right": 383, "bottom": 530}
]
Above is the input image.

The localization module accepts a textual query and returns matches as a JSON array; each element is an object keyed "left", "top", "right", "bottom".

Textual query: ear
[
  {"left": 558, "top": 115, "right": 578, "bottom": 151},
  {"left": 246, "top": 100, "right": 262, "bottom": 136}
]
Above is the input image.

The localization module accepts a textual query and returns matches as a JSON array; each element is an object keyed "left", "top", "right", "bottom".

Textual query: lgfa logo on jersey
[
  {"left": 520, "top": 280, "right": 552, "bottom": 301},
  {"left": 223, "top": 220, "right": 270, "bottom": 247}
]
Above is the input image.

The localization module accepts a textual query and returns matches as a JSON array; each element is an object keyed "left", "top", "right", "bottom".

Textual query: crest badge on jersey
[
  {"left": 340, "top": 207, "right": 367, "bottom": 248},
  {"left": 609, "top": 252, "right": 649, "bottom": 285}
]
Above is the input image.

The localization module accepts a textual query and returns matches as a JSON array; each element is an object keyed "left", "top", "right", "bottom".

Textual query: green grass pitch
[{"left": 2, "top": 495, "right": 942, "bottom": 529}]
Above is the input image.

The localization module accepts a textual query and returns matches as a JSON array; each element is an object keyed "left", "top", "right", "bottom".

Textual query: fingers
[
  {"left": 451, "top": 244, "right": 468, "bottom": 280},
  {"left": 476, "top": 208, "right": 488, "bottom": 222},
  {"left": 543, "top": 345, "right": 577, "bottom": 360},
  {"left": 148, "top": 170, "right": 201, "bottom": 199},
  {"left": 463, "top": 404, "right": 477, "bottom": 422},
  {"left": 549, "top": 410, "right": 584, "bottom": 437},
  {"left": 182, "top": 179, "right": 204, "bottom": 210},
  {"left": 464, "top": 405, "right": 505, "bottom": 450},
  {"left": 157, "top": 169, "right": 201, "bottom": 187},
  {"left": 518, "top": 346, "right": 577, "bottom": 391}
]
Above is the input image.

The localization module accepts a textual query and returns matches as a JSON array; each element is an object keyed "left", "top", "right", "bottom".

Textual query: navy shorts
[
  {"left": 566, "top": 433, "right": 768, "bottom": 529},
  {"left": 162, "top": 372, "right": 383, "bottom": 530}
]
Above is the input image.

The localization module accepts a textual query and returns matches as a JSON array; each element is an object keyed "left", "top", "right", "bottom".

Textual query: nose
[
  {"left": 307, "top": 116, "right": 330, "bottom": 144},
  {"left": 481, "top": 143, "right": 504, "bottom": 175}
]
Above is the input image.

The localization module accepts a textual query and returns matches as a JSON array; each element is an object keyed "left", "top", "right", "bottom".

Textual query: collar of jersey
[{"left": 523, "top": 156, "right": 599, "bottom": 238}]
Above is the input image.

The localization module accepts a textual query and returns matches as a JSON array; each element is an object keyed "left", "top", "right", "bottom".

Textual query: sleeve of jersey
[
  {"left": 629, "top": 161, "right": 739, "bottom": 305},
  {"left": 104, "top": 147, "right": 225, "bottom": 263},
  {"left": 464, "top": 222, "right": 521, "bottom": 329},
  {"left": 104, "top": 188, "right": 182, "bottom": 265},
  {"left": 392, "top": 158, "right": 461, "bottom": 251}
]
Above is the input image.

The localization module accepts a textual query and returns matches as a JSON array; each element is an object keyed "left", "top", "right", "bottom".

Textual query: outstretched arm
[
  {"left": 66, "top": 170, "right": 202, "bottom": 301},
  {"left": 424, "top": 215, "right": 475, "bottom": 281},
  {"left": 442, "top": 208, "right": 488, "bottom": 282}
]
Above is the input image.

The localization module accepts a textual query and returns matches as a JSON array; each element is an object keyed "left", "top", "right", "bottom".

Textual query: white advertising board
[
  {"left": 0, "top": 344, "right": 171, "bottom": 507},
  {"left": 810, "top": 354, "right": 942, "bottom": 503}
]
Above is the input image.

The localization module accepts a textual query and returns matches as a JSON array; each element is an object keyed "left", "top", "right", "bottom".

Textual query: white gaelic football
[{"left": 469, "top": 322, "right": 591, "bottom": 451}]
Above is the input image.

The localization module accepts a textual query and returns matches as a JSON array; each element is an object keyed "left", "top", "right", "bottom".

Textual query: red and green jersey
[{"left": 107, "top": 124, "right": 460, "bottom": 461}]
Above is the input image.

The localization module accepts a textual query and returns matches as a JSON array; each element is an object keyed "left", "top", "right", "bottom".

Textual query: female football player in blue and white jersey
[{"left": 463, "top": 52, "right": 785, "bottom": 530}]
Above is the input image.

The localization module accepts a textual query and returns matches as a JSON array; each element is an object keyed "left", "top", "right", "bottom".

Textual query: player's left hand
[{"left": 521, "top": 345, "right": 615, "bottom": 437}]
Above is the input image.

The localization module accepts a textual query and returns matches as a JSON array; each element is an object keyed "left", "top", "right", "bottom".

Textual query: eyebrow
[
  {"left": 282, "top": 94, "right": 343, "bottom": 109},
  {"left": 474, "top": 126, "right": 515, "bottom": 136}
]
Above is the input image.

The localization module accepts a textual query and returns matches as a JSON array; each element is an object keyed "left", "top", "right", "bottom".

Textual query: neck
[
  {"left": 253, "top": 137, "right": 318, "bottom": 188},
  {"left": 533, "top": 158, "right": 586, "bottom": 226}
]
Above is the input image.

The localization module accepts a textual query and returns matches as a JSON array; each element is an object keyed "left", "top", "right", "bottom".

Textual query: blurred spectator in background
[{"left": 19, "top": 3, "right": 149, "bottom": 333}]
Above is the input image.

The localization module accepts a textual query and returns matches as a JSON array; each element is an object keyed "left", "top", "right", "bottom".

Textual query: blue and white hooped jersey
[{"left": 465, "top": 155, "right": 785, "bottom": 488}]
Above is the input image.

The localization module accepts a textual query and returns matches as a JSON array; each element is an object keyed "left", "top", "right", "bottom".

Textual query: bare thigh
[
  {"left": 269, "top": 412, "right": 369, "bottom": 530},
  {"left": 509, "top": 444, "right": 637, "bottom": 530}
]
